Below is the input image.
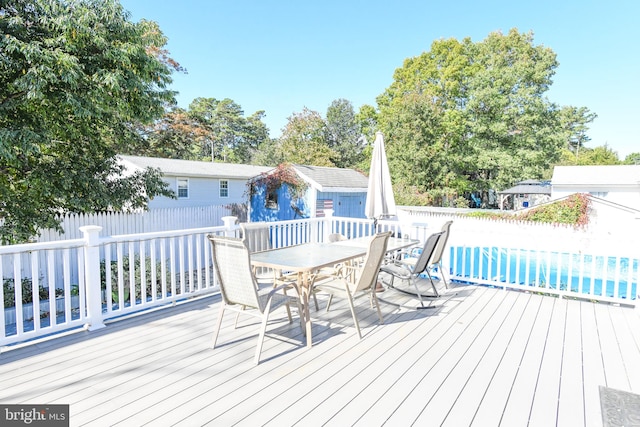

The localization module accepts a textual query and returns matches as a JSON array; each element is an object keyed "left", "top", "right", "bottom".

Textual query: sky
[{"left": 120, "top": 0, "right": 639, "bottom": 159}]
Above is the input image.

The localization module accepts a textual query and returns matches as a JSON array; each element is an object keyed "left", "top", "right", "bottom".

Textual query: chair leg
[
  {"left": 254, "top": 309, "right": 271, "bottom": 365},
  {"left": 212, "top": 305, "right": 226, "bottom": 348},
  {"left": 410, "top": 277, "right": 425, "bottom": 306},
  {"left": 438, "top": 261, "right": 449, "bottom": 288},
  {"left": 345, "top": 293, "right": 362, "bottom": 339},
  {"left": 326, "top": 294, "right": 334, "bottom": 312},
  {"left": 234, "top": 306, "right": 245, "bottom": 328},
  {"left": 425, "top": 271, "right": 440, "bottom": 297},
  {"left": 372, "top": 291, "right": 384, "bottom": 324}
]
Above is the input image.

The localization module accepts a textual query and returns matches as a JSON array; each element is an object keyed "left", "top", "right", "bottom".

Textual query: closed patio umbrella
[{"left": 365, "top": 131, "right": 396, "bottom": 227}]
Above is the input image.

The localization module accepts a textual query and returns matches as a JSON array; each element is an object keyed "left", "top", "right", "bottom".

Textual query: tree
[
  {"left": 0, "top": 0, "right": 178, "bottom": 243},
  {"left": 623, "top": 152, "right": 640, "bottom": 165},
  {"left": 188, "top": 97, "right": 269, "bottom": 163},
  {"left": 558, "top": 106, "right": 597, "bottom": 158},
  {"left": 377, "top": 29, "right": 575, "bottom": 206},
  {"left": 577, "top": 145, "right": 620, "bottom": 165},
  {"left": 276, "top": 108, "right": 335, "bottom": 166},
  {"left": 126, "top": 107, "right": 204, "bottom": 159},
  {"left": 325, "top": 99, "right": 363, "bottom": 168},
  {"left": 355, "top": 104, "right": 379, "bottom": 146},
  {"left": 555, "top": 144, "right": 621, "bottom": 166}
]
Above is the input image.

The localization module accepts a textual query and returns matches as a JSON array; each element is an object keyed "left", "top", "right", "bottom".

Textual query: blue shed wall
[
  {"left": 250, "top": 181, "right": 368, "bottom": 221},
  {"left": 317, "top": 191, "right": 367, "bottom": 218},
  {"left": 250, "top": 183, "right": 309, "bottom": 222}
]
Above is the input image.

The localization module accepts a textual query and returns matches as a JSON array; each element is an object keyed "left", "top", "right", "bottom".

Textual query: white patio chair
[
  {"left": 240, "top": 222, "right": 275, "bottom": 283},
  {"left": 379, "top": 231, "right": 445, "bottom": 306},
  {"left": 208, "top": 235, "right": 302, "bottom": 365},
  {"left": 312, "top": 231, "right": 391, "bottom": 339}
]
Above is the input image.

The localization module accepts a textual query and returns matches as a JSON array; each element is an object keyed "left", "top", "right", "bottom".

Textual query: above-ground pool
[{"left": 450, "top": 247, "right": 638, "bottom": 301}]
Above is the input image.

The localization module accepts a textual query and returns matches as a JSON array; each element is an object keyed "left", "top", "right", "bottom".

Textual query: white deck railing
[{"left": 1, "top": 213, "right": 638, "bottom": 348}]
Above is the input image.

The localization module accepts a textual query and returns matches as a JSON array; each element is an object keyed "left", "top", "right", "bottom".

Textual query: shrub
[
  {"left": 101, "top": 255, "right": 172, "bottom": 304},
  {"left": 518, "top": 193, "right": 590, "bottom": 226},
  {"left": 3, "top": 277, "right": 64, "bottom": 309},
  {"left": 464, "top": 193, "right": 591, "bottom": 227}
]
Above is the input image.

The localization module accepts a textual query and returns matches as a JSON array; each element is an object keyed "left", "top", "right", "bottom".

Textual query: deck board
[
  {"left": 580, "top": 300, "right": 607, "bottom": 427},
  {"left": 470, "top": 292, "right": 543, "bottom": 426},
  {"left": 557, "top": 299, "right": 587, "bottom": 427},
  {"left": 499, "top": 293, "right": 555, "bottom": 425},
  {"left": 530, "top": 297, "right": 565, "bottom": 426},
  {"left": 1, "top": 281, "right": 639, "bottom": 426},
  {"left": 440, "top": 290, "right": 532, "bottom": 427}
]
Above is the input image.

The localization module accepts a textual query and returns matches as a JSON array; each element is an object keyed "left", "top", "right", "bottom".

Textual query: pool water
[{"left": 451, "top": 247, "right": 638, "bottom": 300}]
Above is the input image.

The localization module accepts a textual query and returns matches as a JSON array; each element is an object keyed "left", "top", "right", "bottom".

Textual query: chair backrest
[
  {"left": 429, "top": 221, "right": 453, "bottom": 265},
  {"left": 208, "top": 235, "right": 262, "bottom": 310},
  {"left": 412, "top": 231, "right": 445, "bottom": 274},
  {"left": 240, "top": 222, "right": 272, "bottom": 253},
  {"left": 354, "top": 231, "right": 392, "bottom": 292}
]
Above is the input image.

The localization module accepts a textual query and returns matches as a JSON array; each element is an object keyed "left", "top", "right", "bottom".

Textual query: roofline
[{"left": 320, "top": 187, "right": 368, "bottom": 193}]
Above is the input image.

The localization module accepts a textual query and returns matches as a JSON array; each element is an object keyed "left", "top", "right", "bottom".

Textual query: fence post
[
  {"left": 80, "top": 225, "right": 105, "bottom": 331},
  {"left": 221, "top": 216, "right": 239, "bottom": 237}
]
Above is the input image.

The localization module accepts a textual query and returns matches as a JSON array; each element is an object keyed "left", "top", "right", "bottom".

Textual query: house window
[
  {"left": 220, "top": 180, "right": 229, "bottom": 198},
  {"left": 177, "top": 178, "right": 189, "bottom": 199},
  {"left": 590, "top": 191, "right": 608, "bottom": 198},
  {"left": 266, "top": 191, "right": 278, "bottom": 209}
]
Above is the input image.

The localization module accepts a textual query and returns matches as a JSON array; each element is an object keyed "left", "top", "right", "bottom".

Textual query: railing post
[
  {"left": 221, "top": 216, "right": 239, "bottom": 237},
  {"left": 80, "top": 225, "right": 105, "bottom": 331},
  {"left": 322, "top": 209, "right": 334, "bottom": 242}
]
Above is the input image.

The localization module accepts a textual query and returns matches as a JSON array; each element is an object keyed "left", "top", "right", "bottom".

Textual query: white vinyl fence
[
  {"left": 36, "top": 205, "right": 234, "bottom": 242},
  {"left": 1, "top": 211, "right": 638, "bottom": 349}
]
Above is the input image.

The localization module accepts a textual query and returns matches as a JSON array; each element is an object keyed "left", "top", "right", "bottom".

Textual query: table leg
[{"left": 300, "top": 272, "right": 313, "bottom": 348}]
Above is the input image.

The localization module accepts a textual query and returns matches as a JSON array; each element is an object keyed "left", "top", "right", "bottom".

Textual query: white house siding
[
  {"left": 551, "top": 165, "right": 640, "bottom": 211},
  {"left": 148, "top": 176, "right": 248, "bottom": 209},
  {"left": 118, "top": 155, "right": 270, "bottom": 210},
  {"left": 553, "top": 186, "right": 640, "bottom": 211}
]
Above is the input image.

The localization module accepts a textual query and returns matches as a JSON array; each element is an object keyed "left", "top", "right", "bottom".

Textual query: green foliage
[
  {"left": 277, "top": 108, "right": 336, "bottom": 166},
  {"left": 467, "top": 193, "right": 591, "bottom": 226},
  {"left": 0, "top": 0, "right": 178, "bottom": 243},
  {"left": 101, "top": 254, "right": 171, "bottom": 304},
  {"left": 186, "top": 97, "right": 269, "bottom": 163},
  {"left": 518, "top": 193, "right": 590, "bottom": 226},
  {"left": 375, "top": 29, "right": 587, "bottom": 206},
  {"left": 556, "top": 144, "right": 621, "bottom": 166},
  {"left": 325, "top": 99, "right": 364, "bottom": 168},
  {"left": 392, "top": 183, "right": 435, "bottom": 206},
  {"left": 3, "top": 277, "right": 64, "bottom": 309},
  {"left": 558, "top": 106, "right": 598, "bottom": 155},
  {"left": 623, "top": 152, "right": 640, "bottom": 165}
]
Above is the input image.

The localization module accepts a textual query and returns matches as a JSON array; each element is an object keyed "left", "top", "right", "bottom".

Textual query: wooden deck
[{"left": 1, "top": 280, "right": 639, "bottom": 426}]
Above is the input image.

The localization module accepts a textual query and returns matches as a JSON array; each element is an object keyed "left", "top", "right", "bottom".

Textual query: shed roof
[
  {"left": 498, "top": 180, "right": 551, "bottom": 195},
  {"left": 119, "top": 155, "right": 271, "bottom": 179},
  {"left": 552, "top": 165, "right": 640, "bottom": 186},
  {"left": 499, "top": 184, "right": 552, "bottom": 195},
  {"left": 292, "top": 164, "right": 369, "bottom": 192}
]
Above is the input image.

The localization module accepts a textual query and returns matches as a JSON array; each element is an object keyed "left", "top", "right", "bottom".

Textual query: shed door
[{"left": 335, "top": 194, "right": 364, "bottom": 218}]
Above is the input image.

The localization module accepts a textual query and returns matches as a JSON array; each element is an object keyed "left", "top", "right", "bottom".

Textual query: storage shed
[
  {"left": 498, "top": 179, "right": 551, "bottom": 210},
  {"left": 248, "top": 164, "right": 369, "bottom": 222}
]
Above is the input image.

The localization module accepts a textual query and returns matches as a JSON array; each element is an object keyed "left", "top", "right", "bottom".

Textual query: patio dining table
[{"left": 250, "top": 237, "right": 419, "bottom": 347}]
